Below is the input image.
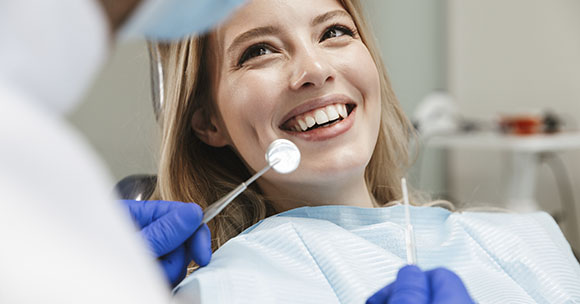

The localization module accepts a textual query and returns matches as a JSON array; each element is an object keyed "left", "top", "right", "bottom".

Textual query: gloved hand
[
  {"left": 121, "top": 200, "right": 212, "bottom": 287},
  {"left": 366, "top": 265, "right": 474, "bottom": 304}
]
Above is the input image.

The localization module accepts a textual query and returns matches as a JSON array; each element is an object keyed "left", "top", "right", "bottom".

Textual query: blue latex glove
[
  {"left": 366, "top": 265, "right": 474, "bottom": 304},
  {"left": 121, "top": 200, "right": 212, "bottom": 287}
]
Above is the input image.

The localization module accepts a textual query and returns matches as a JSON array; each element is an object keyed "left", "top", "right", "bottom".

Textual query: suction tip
[{"left": 265, "top": 139, "right": 300, "bottom": 174}]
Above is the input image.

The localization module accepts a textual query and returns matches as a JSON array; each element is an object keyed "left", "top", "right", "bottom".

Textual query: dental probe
[
  {"left": 401, "top": 178, "right": 417, "bottom": 265},
  {"left": 202, "top": 139, "right": 301, "bottom": 224}
]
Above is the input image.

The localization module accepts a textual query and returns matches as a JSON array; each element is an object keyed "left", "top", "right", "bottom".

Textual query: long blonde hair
[{"left": 151, "top": 0, "right": 414, "bottom": 252}]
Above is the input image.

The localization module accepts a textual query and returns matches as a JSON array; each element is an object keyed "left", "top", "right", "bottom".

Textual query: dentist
[{"left": 0, "top": 0, "right": 244, "bottom": 302}]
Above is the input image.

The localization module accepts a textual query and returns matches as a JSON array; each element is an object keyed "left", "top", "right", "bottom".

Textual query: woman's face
[{"left": 209, "top": 0, "right": 381, "bottom": 204}]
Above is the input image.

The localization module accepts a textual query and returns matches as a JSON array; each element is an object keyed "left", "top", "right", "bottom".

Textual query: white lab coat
[{"left": 0, "top": 0, "right": 170, "bottom": 302}]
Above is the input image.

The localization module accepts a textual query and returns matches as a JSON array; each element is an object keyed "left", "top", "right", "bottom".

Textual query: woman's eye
[
  {"left": 320, "top": 25, "right": 354, "bottom": 42},
  {"left": 238, "top": 44, "right": 273, "bottom": 66}
]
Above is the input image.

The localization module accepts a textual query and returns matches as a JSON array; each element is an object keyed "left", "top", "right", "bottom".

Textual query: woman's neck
[{"left": 259, "top": 175, "right": 376, "bottom": 213}]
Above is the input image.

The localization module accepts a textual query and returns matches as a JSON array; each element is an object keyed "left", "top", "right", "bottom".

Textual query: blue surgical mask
[{"left": 120, "top": 0, "right": 246, "bottom": 41}]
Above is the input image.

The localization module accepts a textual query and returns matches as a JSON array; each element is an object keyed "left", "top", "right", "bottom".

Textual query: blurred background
[{"left": 68, "top": 0, "right": 580, "bottom": 253}]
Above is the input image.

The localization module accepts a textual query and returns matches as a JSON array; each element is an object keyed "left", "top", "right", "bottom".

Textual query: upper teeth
[{"left": 291, "top": 104, "right": 349, "bottom": 132}]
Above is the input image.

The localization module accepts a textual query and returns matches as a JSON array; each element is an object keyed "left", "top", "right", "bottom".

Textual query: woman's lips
[
  {"left": 281, "top": 105, "right": 356, "bottom": 141},
  {"left": 282, "top": 103, "right": 350, "bottom": 132},
  {"left": 278, "top": 94, "right": 355, "bottom": 126}
]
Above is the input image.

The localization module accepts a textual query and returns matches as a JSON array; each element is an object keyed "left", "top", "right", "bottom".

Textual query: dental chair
[{"left": 115, "top": 174, "right": 157, "bottom": 200}]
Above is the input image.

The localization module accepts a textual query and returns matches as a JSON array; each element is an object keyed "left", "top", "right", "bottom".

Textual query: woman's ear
[{"left": 191, "top": 108, "right": 229, "bottom": 147}]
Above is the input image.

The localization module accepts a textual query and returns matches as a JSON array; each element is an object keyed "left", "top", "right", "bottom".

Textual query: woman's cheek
[
  {"left": 219, "top": 70, "right": 282, "bottom": 143},
  {"left": 348, "top": 48, "right": 380, "bottom": 97},
  {"left": 233, "top": 68, "right": 282, "bottom": 106}
]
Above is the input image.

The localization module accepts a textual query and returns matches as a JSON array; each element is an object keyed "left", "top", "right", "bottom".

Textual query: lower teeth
[{"left": 305, "top": 118, "right": 342, "bottom": 131}]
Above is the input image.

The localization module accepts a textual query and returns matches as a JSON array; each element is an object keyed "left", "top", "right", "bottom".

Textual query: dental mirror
[
  {"left": 266, "top": 139, "right": 301, "bottom": 174},
  {"left": 201, "top": 139, "right": 301, "bottom": 224}
]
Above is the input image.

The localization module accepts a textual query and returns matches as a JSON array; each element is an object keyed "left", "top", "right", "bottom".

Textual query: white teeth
[
  {"left": 286, "top": 103, "right": 351, "bottom": 132},
  {"left": 326, "top": 105, "right": 339, "bottom": 121},
  {"left": 297, "top": 119, "right": 307, "bottom": 131},
  {"left": 337, "top": 104, "right": 348, "bottom": 118},
  {"left": 305, "top": 116, "right": 316, "bottom": 128},
  {"left": 314, "top": 110, "right": 329, "bottom": 125}
]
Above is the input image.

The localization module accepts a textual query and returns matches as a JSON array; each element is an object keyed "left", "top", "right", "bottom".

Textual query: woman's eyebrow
[
  {"left": 227, "top": 26, "right": 280, "bottom": 56},
  {"left": 311, "top": 10, "right": 350, "bottom": 27}
]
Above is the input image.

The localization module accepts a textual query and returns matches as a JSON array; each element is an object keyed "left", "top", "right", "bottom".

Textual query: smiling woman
[
  {"left": 151, "top": 0, "right": 411, "bottom": 249},
  {"left": 149, "top": 0, "right": 580, "bottom": 302}
]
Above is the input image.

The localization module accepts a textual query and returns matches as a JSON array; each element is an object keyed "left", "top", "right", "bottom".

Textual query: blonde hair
[{"left": 151, "top": 0, "right": 415, "bottom": 252}]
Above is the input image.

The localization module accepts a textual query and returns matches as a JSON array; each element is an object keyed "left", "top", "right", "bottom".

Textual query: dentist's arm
[
  {"left": 121, "top": 200, "right": 212, "bottom": 287},
  {"left": 366, "top": 265, "right": 474, "bottom": 304},
  {"left": 96, "top": 0, "right": 142, "bottom": 32}
]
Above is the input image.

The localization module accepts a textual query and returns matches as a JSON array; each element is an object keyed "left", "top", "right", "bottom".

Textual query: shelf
[{"left": 427, "top": 132, "right": 580, "bottom": 153}]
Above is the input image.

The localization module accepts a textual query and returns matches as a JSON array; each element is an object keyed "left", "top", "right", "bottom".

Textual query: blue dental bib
[{"left": 174, "top": 205, "right": 580, "bottom": 304}]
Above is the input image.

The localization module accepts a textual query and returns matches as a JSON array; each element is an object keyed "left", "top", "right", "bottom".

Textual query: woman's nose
[{"left": 289, "top": 48, "right": 333, "bottom": 90}]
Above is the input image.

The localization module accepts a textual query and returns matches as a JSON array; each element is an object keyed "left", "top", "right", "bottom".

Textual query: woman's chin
[
  {"left": 302, "top": 150, "right": 371, "bottom": 174},
  {"left": 286, "top": 163, "right": 368, "bottom": 186}
]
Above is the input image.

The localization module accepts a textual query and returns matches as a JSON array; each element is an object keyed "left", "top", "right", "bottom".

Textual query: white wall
[
  {"left": 447, "top": 0, "right": 580, "bottom": 250},
  {"left": 364, "top": 0, "right": 447, "bottom": 114},
  {"left": 364, "top": 0, "right": 448, "bottom": 196},
  {"left": 67, "top": 40, "right": 159, "bottom": 182}
]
